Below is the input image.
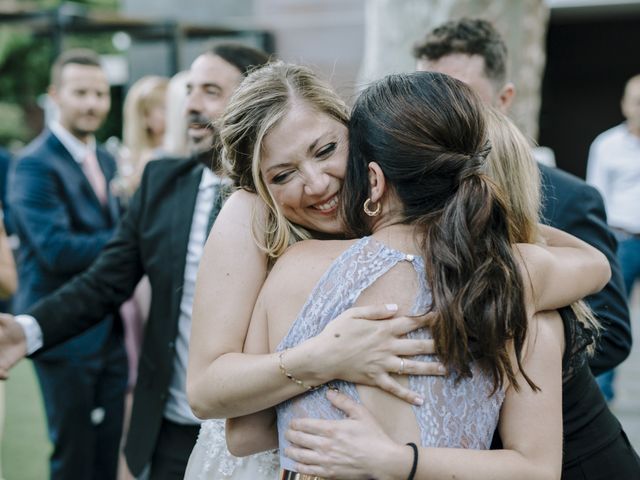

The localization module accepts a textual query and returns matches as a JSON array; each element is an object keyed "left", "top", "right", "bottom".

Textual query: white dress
[{"left": 183, "top": 419, "right": 279, "bottom": 480}]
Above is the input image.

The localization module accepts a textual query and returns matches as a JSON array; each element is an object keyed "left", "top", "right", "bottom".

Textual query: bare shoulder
[
  {"left": 221, "top": 189, "right": 260, "bottom": 216},
  {"left": 264, "top": 239, "right": 358, "bottom": 293}
]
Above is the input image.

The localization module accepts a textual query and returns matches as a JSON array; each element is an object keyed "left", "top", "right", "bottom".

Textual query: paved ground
[{"left": 610, "top": 287, "right": 640, "bottom": 451}]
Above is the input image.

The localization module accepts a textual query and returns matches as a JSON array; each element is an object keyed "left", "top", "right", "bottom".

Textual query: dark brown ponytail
[
  {"left": 423, "top": 171, "right": 535, "bottom": 392},
  {"left": 342, "top": 72, "right": 535, "bottom": 392}
]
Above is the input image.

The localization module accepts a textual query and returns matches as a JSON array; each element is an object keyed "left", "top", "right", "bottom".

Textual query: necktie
[{"left": 82, "top": 151, "right": 108, "bottom": 205}]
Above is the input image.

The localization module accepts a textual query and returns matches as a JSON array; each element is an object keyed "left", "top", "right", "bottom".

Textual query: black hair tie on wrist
[{"left": 406, "top": 442, "right": 418, "bottom": 480}]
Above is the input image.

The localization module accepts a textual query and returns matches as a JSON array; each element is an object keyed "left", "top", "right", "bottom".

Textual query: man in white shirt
[
  {"left": 7, "top": 49, "right": 127, "bottom": 480},
  {"left": 586, "top": 74, "right": 640, "bottom": 400},
  {"left": 587, "top": 73, "right": 640, "bottom": 289}
]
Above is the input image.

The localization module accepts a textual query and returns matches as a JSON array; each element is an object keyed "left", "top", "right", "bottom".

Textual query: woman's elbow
[
  {"left": 186, "top": 377, "right": 217, "bottom": 420},
  {"left": 536, "top": 465, "right": 561, "bottom": 480}
]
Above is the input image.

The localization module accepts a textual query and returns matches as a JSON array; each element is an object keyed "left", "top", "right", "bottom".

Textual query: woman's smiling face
[{"left": 260, "top": 100, "right": 348, "bottom": 235}]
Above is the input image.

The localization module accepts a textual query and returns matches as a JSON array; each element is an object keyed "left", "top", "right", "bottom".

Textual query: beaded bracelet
[
  {"left": 278, "top": 350, "right": 320, "bottom": 391},
  {"left": 406, "top": 442, "right": 418, "bottom": 480}
]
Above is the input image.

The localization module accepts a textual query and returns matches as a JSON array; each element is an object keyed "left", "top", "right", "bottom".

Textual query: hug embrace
[{"left": 186, "top": 63, "right": 640, "bottom": 479}]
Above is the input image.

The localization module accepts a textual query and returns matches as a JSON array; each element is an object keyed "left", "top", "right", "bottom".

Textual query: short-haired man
[
  {"left": 414, "top": 16, "right": 630, "bottom": 380},
  {"left": 2, "top": 43, "right": 270, "bottom": 479},
  {"left": 414, "top": 16, "right": 631, "bottom": 467},
  {"left": 587, "top": 74, "right": 640, "bottom": 397},
  {"left": 414, "top": 18, "right": 515, "bottom": 111},
  {"left": 8, "top": 49, "right": 127, "bottom": 480}
]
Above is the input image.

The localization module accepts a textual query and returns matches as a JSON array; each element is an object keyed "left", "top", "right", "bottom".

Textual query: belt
[{"left": 281, "top": 469, "right": 328, "bottom": 480}]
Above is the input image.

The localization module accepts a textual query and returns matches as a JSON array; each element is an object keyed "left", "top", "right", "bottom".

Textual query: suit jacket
[
  {"left": 27, "top": 156, "right": 205, "bottom": 475},
  {"left": 539, "top": 163, "right": 631, "bottom": 375},
  {"left": 9, "top": 129, "right": 119, "bottom": 359}
]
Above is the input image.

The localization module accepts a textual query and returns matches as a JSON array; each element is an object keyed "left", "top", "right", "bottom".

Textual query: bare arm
[
  {"left": 187, "top": 191, "right": 440, "bottom": 419},
  {"left": 224, "top": 287, "right": 278, "bottom": 457},
  {"left": 284, "top": 311, "right": 564, "bottom": 480},
  {"left": 517, "top": 225, "right": 610, "bottom": 312}
]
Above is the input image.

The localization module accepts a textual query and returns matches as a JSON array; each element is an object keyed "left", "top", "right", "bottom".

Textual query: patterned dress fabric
[{"left": 275, "top": 236, "right": 505, "bottom": 471}]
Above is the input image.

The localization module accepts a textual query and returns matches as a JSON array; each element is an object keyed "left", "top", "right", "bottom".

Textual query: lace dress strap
[{"left": 277, "top": 236, "right": 425, "bottom": 352}]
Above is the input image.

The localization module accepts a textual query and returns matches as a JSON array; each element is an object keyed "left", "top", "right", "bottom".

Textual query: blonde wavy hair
[
  {"left": 484, "top": 108, "right": 600, "bottom": 346},
  {"left": 123, "top": 75, "right": 169, "bottom": 162},
  {"left": 219, "top": 61, "right": 350, "bottom": 259}
]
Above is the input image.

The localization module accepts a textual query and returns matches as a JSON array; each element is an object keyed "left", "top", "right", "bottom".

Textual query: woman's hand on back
[
  {"left": 285, "top": 389, "right": 409, "bottom": 480},
  {"left": 310, "top": 304, "right": 444, "bottom": 405}
]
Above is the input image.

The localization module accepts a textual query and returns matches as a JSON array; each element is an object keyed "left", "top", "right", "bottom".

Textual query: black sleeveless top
[
  {"left": 558, "top": 307, "right": 621, "bottom": 466},
  {"left": 491, "top": 307, "right": 621, "bottom": 467}
]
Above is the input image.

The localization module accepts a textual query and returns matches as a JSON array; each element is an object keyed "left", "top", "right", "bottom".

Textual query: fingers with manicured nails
[
  {"left": 289, "top": 417, "right": 337, "bottom": 436},
  {"left": 285, "top": 446, "right": 324, "bottom": 468},
  {"left": 417, "top": 311, "right": 438, "bottom": 327},
  {"left": 285, "top": 427, "right": 327, "bottom": 450},
  {"left": 375, "top": 374, "right": 424, "bottom": 406},
  {"left": 397, "top": 359, "right": 446, "bottom": 376},
  {"left": 390, "top": 313, "right": 436, "bottom": 336},
  {"left": 392, "top": 338, "right": 436, "bottom": 356},
  {"left": 351, "top": 303, "right": 399, "bottom": 321},
  {"left": 325, "top": 389, "right": 365, "bottom": 418}
]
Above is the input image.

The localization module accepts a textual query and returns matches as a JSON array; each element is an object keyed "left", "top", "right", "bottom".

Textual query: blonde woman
[
  {"left": 161, "top": 70, "right": 190, "bottom": 158},
  {"left": 116, "top": 75, "right": 169, "bottom": 200}
]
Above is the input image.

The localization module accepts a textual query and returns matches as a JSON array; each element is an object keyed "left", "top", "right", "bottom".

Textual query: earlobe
[
  {"left": 48, "top": 85, "right": 58, "bottom": 102},
  {"left": 498, "top": 83, "right": 516, "bottom": 112},
  {"left": 367, "top": 162, "right": 386, "bottom": 203}
]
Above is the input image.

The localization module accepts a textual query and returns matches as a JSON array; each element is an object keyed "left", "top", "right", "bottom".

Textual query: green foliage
[
  {"left": 0, "top": 26, "right": 52, "bottom": 106},
  {"left": 0, "top": 102, "right": 30, "bottom": 146},
  {"left": 0, "top": 1, "right": 122, "bottom": 146}
]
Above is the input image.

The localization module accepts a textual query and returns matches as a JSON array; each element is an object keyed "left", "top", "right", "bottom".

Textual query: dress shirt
[
  {"left": 49, "top": 121, "right": 98, "bottom": 166},
  {"left": 164, "top": 168, "right": 225, "bottom": 425},
  {"left": 587, "top": 123, "right": 640, "bottom": 233}
]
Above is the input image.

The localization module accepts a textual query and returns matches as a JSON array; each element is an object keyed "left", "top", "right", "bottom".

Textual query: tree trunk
[{"left": 358, "top": 0, "right": 549, "bottom": 140}]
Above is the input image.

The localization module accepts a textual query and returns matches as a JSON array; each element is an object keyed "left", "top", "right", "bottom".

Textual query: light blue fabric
[{"left": 275, "top": 236, "right": 505, "bottom": 471}]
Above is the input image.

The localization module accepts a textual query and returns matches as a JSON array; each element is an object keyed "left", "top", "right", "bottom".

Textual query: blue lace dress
[{"left": 275, "top": 236, "right": 505, "bottom": 471}]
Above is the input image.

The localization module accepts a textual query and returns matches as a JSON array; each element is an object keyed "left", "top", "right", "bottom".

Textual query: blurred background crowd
[{"left": 0, "top": 0, "right": 638, "bottom": 479}]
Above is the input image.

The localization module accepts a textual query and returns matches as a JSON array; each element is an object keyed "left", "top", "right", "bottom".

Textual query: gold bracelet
[{"left": 278, "top": 350, "right": 320, "bottom": 391}]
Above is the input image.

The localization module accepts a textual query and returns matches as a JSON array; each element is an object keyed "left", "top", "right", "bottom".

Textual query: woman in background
[
  {"left": 161, "top": 70, "right": 190, "bottom": 158},
  {"left": 116, "top": 75, "right": 169, "bottom": 201}
]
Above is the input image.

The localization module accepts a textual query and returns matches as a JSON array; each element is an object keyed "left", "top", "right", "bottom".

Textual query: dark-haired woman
[{"left": 279, "top": 107, "right": 640, "bottom": 480}]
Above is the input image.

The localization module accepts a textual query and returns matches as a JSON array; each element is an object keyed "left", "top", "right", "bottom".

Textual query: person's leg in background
[
  {"left": 34, "top": 358, "right": 100, "bottom": 479},
  {"left": 95, "top": 336, "right": 128, "bottom": 480}
]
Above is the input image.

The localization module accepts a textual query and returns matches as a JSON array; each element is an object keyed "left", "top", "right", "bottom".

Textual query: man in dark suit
[
  {"left": 0, "top": 42, "right": 270, "bottom": 480},
  {"left": 413, "top": 18, "right": 631, "bottom": 377},
  {"left": 7, "top": 49, "right": 127, "bottom": 480}
]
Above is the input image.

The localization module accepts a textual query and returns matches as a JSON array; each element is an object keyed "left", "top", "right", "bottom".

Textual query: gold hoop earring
[{"left": 363, "top": 198, "right": 381, "bottom": 216}]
